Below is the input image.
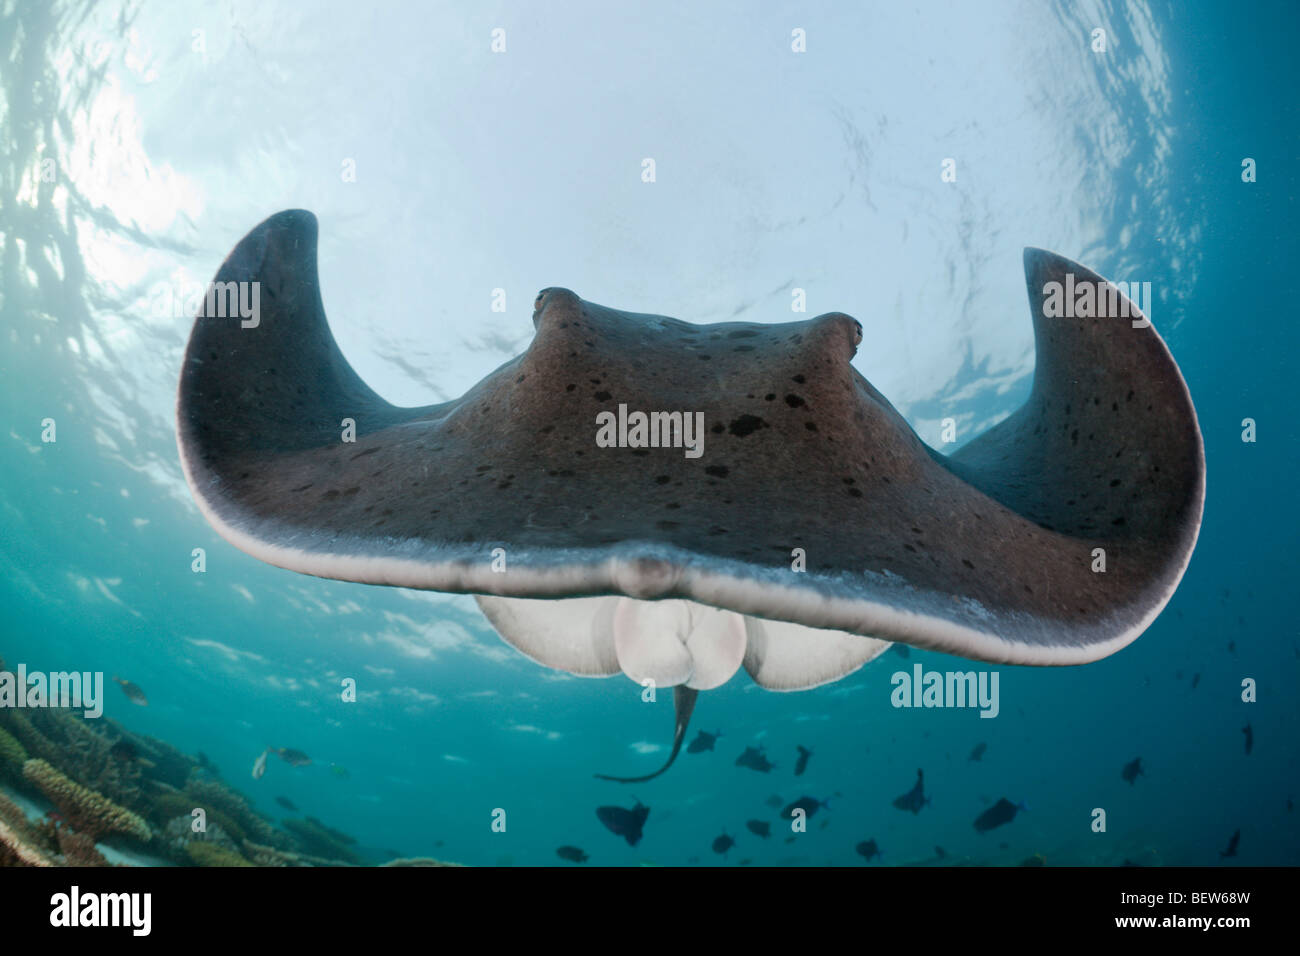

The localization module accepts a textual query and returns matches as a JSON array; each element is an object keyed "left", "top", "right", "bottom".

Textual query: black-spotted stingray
[{"left": 177, "top": 210, "right": 1205, "bottom": 781}]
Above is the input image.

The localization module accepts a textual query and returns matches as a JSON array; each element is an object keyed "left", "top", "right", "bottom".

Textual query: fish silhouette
[
  {"left": 745, "top": 819, "right": 771, "bottom": 839},
  {"left": 686, "top": 729, "right": 722, "bottom": 754},
  {"left": 596, "top": 800, "right": 650, "bottom": 846},
  {"left": 1219, "top": 829, "right": 1240, "bottom": 859},
  {"left": 969, "top": 742, "right": 987, "bottom": 762},
  {"left": 1241, "top": 723, "right": 1253, "bottom": 755},
  {"left": 556, "top": 846, "right": 589, "bottom": 863},
  {"left": 794, "top": 745, "right": 813, "bottom": 776},
  {"left": 974, "top": 797, "right": 1026, "bottom": 833},
  {"left": 1121, "top": 757, "right": 1143, "bottom": 785},
  {"left": 712, "top": 832, "right": 735, "bottom": 855},
  {"left": 735, "top": 745, "right": 776, "bottom": 773},
  {"left": 855, "top": 839, "right": 881, "bottom": 861},
  {"left": 780, "top": 795, "right": 830, "bottom": 820},
  {"left": 892, "top": 769, "right": 930, "bottom": 814}
]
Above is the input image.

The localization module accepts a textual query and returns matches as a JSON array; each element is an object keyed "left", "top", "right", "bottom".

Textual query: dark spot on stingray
[
  {"left": 764, "top": 393, "right": 776, "bottom": 401},
  {"left": 705, "top": 465, "right": 729, "bottom": 478},
  {"left": 1126, "top": 390, "right": 1134, "bottom": 401},
  {"left": 962, "top": 559, "right": 975, "bottom": 569},
  {"left": 727, "top": 329, "right": 758, "bottom": 338},
  {"left": 1112, "top": 402, "right": 1118, "bottom": 411},
  {"left": 594, "top": 390, "right": 612, "bottom": 401},
  {"left": 1109, "top": 479, "right": 1121, "bottom": 487},
  {"left": 631, "top": 449, "right": 649, "bottom": 456},
  {"left": 290, "top": 483, "right": 313, "bottom": 493},
  {"left": 805, "top": 421, "right": 818, "bottom": 431},
  {"left": 843, "top": 477, "right": 855, "bottom": 485},
  {"left": 785, "top": 394, "right": 806, "bottom": 408},
  {"left": 699, "top": 354, "right": 712, "bottom": 360},
  {"left": 1071, "top": 429, "right": 1079, "bottom": 445},
  {"left": 1112, "top": 516, "right": 1126, "bottom": 526},
  {"left": 322, "top": 489, "right": 340, "bottom": 499},
  {"left": 566, "top": 384, "right": 576, "bottom": 392},
  {"left": 665, "top": 502, "right": 680, "bottom": 509},
  {"left": 657, "top": 520, "right": 680, "bottom": 530},
  {"left": 350, "top": 447, "right": 379, "bottom": 460},
  {"left": 476, "top": 464, "right": 493, "bottom": 472},
  {"left": 515, "top": 375, "right": 526, "bottom": 383},
  {"left": 708, "top": 526, "right": 728, "bottom": 535},
  {"left": 728, "top": 414, "right": 769, "bottom": 437},
  {"left": 792, "top": 374, "right": 806, "bottom": 384},
  {"left": 343, "top": 486, "right": 360, "bottom": 496},
  {"left": 711, "top": 423, "right": 725, "bottom": 434},
  {"left": 904, "top": 543, "right": 916, "bottom": 552},
  {"left": 847, "top": 487, "right": 862, "bottom": 498},
  {"left": 654, "top": 475, "right": 671, "bottom": 485},
  {"left": 540, "top": 425, "right": 555, "bottom": 434},
  {"left": 733, "top": 345, "right": 755, "bottom": 352}
]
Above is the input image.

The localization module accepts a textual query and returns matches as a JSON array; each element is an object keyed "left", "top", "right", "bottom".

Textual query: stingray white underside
[{"left": 475, "top": 594, "right": 893, "bottom": 691}]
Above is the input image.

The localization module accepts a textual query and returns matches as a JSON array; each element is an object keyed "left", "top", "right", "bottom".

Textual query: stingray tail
[{"left": 595, "top": 686, "right": 699, "bottom": 783}]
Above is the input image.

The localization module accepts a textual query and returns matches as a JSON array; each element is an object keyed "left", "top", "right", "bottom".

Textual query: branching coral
[
  {"left": 22, "top": 759, "right": 151, "bottom": 842},
  {"left": 183, "top": 778, "right": 280, "bottom": 847},
  {"left": 55, "top": 826, "right": 109, "bottom": 866},
  {"left": 185, "top": 841, "right": 253, "bottom": 867},
  {"left": 0, "top": 725, "right": 27, "bottom": 779},
  {"left": 281, "top": 816, "right": 364, "bottom": 865},
  {"left": 0, "top": 790, "right": 54, "bottom": 867},
  {"left": 380, "top": 857, "right": 465, "bottom": 867}
]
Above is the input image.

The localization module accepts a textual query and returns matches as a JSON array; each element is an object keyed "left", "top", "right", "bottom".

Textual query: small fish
[
  {"left": 735, "top": 745, "right": 776, "bottom": 773},
  {"left": 275, "top": 796, "right": 298, "bottom": 812},
  {"left": 252, "top": 748, "right": 269, "bottom": 780},
  {"left": 329, "top": 763, "right": 350, "bottom": 778},
  {"left": 934, "top": 845, "right": 947, "bottom": 859},
  {"left": 596, "top": 800, "right": 650, "bottom": 846},
  {"left": 686, "top": 729, "right": 722, "bottom": 754},
  {"left": 779, "top": 795, "right": 830, "bottom": 821},
  {"left": 892, "top": 769, "right": 930, "bottom": 814},
  {"left": 745, "top": 819, "right": 771, "bottom": 839},
  {"left": 108, "top": 739, "right": 138, "bottom": 762},
  {"left": 968, "top": 742, "right": 987, "bottom": 762},
  {"left": 1219, "top": 829, "right": 1240, "bottom": 859},
  {"left": 764, "top": 794, "right": 784, "bottom": 809},
  {"left": 794, "top": 745, "right": 813, "bottom": 777},
  {"left": 737, "top": 858, "right": 753, "bottom": 866},
  {"left": 1019, "top": 853, "right": 1046, "bottom": 867},
  {"left": 1242, "top": 723, "right": 1253, "bottom": 755},
  {"left": 784, "top": 836, "right": 796, "bottom": 844},
  {"left": 712, "top": 833, "right": 735, "bottom": 855},
  {"left": 974, "top": 797, "right": 1026, "bottom": 833},
  {"left": 112, "top": 676, "right": 148, "bottom": 706},
  {"left": 556, "top": 846, "right": 588, "bottom": 863},
  {"left": 891, "top": 644, "right": 911, "bottom": 659},
  {"left": 1121, "top": 757, "right": 1143, "bottom": 785},
  {"left": 855, "top": 839, "right": 881, "bottom": 861},
  {"left": 1227, "top": 641, "right": 1236, "bottom": 654},
  {"left": 275, "top": 747, "right": 312, "bottom": 767},
  {"left": 1121, "top": 859, "right": 1141, "bottom": 867},
  {"left": 1191, "top": 672, "right": 1201, "bottom": 690}
]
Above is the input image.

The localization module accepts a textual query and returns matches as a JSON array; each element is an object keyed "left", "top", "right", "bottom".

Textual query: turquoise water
[{"left": 1, "top": 0, "right": 1296, "bottom": 866}]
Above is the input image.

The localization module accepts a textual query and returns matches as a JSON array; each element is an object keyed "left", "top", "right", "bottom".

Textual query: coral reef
[
  {"left": 0, "top": 649, "right": 462, "bottom": 868},
  {"left": 22, "top": 759, "right": 151, "bottom": 842},
  {"left": 0, "top": 725, "right": 27, "bottom": 779},
  {"left": 0, "top": 790, "right": 54, "bottom": 867},
  {"left": 381, "top": 857, "right": 464, "bottom": 867},
  {"left": 185, "top": 841, "right": 254, "bottom": 867},
  {"left": 281, "top": 816, "right": 365, "bottom": 865}
]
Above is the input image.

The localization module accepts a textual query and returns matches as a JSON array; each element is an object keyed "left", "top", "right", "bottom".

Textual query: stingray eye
[{"left": 852, "top": 320, "right": 863, "bottom": 347}]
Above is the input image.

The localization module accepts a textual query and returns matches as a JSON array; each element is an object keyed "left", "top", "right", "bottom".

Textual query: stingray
[
  {"left": 176, "top": 210, "right": 1205, "bottom": 781},
  {"left": 686, "top": 729, "right": 723, "bottom": 754}
]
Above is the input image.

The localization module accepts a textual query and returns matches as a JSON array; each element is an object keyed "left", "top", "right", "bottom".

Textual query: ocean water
[{"left": 0, "top": 0, "right": 1296, "bottom": 868}]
